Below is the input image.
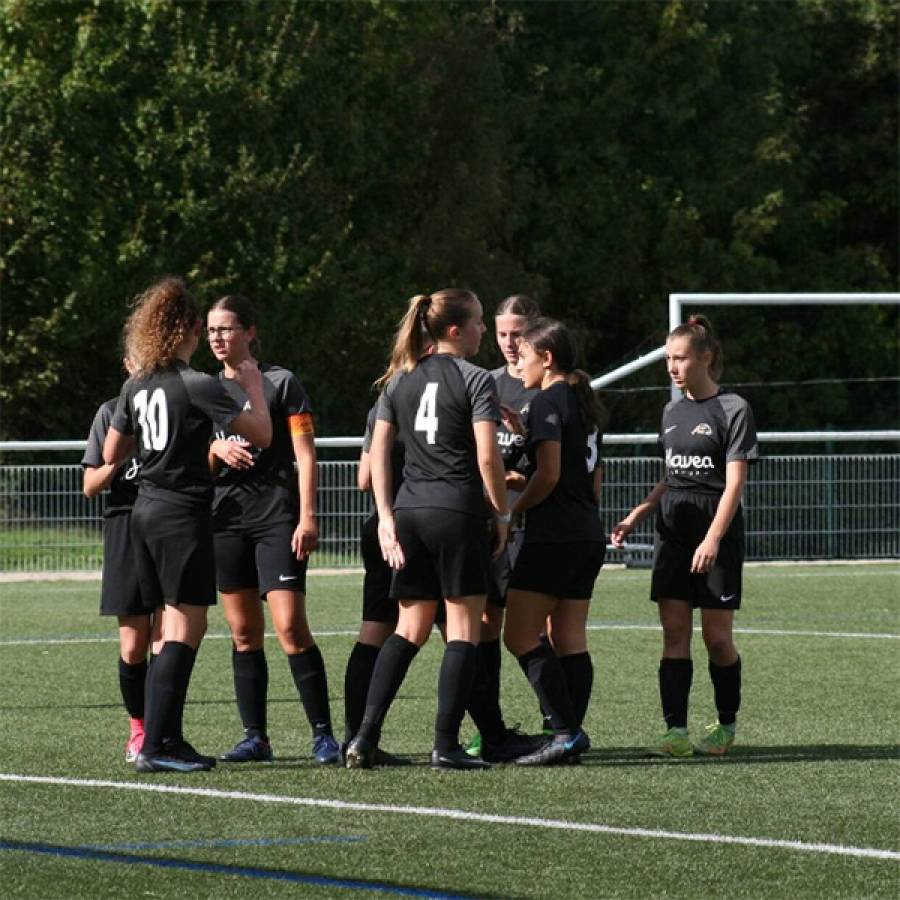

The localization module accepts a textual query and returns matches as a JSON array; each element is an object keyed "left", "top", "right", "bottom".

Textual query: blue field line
[
  {"left": 0, "top": 840, "right": 480, "bottom": 899},
  {"left": 85, "top": 835, "right": 365, "bottom": 851}
]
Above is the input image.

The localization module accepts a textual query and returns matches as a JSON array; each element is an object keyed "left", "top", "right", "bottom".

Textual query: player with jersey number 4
[{"left": 612, "top": 315, "right": 758, "bottom": 758}]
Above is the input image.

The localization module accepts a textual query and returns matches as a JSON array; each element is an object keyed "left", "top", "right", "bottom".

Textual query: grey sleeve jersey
[{"left": 660, "top": 391, "right": 758, "bottom": 493}]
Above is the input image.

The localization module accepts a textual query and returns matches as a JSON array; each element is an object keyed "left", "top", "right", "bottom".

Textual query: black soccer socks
[
  {"left": 659, "top": 657, "right": 693, "bottom": 729},
  {"left": 288, "top": 644, "right": 333, "bottom": 737},
  {"left": 356, "top": 634, "right": 419, "bottom": 746},
  {"left": 559, "top": 651, "right": 593, "bottom": 729},
  {"left": 233, "top": 648, "right": 269, "bottom": 739},
  {"left": 517, "top": 643, "right": 578, "bottom": 733},
  {"left": 709, "top": 656, "right": 742, "bottom": 726},
  {"left": 118, "top": 657, "right": 148, "bottom": 720},
  {"left": 343, "top": 641, "right": 381, "bottom": 743},
  {"left": 435, "top": 640, "right": 478, "bottom": 753}
]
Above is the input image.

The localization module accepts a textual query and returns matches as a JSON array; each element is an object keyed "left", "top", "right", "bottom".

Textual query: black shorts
[
  {"left": 390, "top": 507, "right": 490, "bottom": 602},
  {"left": 509, "top": 540, "right": 605, "bottom": 600},
  {"left": 361, "top": 514, "right": 399, "bottom": 625},
  {"left": 486, "top": 526, "right": 525, "bottom": 608},
  {"left": 130, "top": 495, "right": 217, "bottom": 608},
  {"left": 214, "top": 521, "right": 308, "bottom": 598},
  {"left": 99, "top": 511, "right": 145, "bottom": 617},
  {"left": 651, "top": 490, "right": 744, "bottom": 609}
]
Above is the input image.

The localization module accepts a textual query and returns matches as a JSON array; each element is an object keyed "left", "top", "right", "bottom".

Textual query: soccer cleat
[
  {"left": 515, "top": 729, "right": 590, "bottom": 766},
  {"left": 135, "top": 741, "right": 215, "bottom": 774},
  {"left": 481, "top": 728, "right": 548, "bottom": 763},
  {"left": 372, "top": 746, "right": 411, "bottom": 767},
  {"left": 464, "top": 732, "right": 483, "bottom": 758},
  {"left": 345, "top": 736, "right": 375, "bottom": 770},
  {"left": 694, "top": 722, "right": 735, "bottom": 757},
  {"left": 220, "top": 734, "right": 274, "bottom": 762},
  {"left": 313, "top": 733, "right": 341, "bottom": 765},
  {"left": 431, "top": 747, "right": 491, "bottom": 770},
  {"left": 125, "top": 719, "right": 145, "bottom": 763},
  {"left": 648, "top": 727, "right": 693, "bottom": 759},
  {"left": 164, "top": 739, "right": 217, "bottom": 768}
]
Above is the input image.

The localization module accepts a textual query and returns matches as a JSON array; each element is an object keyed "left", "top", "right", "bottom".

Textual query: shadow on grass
[{"left": 577, "top": 744, "right": 900, "bottom": 766}]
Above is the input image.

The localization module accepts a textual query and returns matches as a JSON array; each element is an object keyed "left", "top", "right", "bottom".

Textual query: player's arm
[
  {"left": 83, "top": 462, "right": 119, "bottom": 498},
  {"left": 691, "top": 460, "right": 748, "bottom": 573},
  {"left": 103, "top": 428, "right": 135, "bottom": 467},
  {"left": 358, "top": 449, "right": 372, "bottom": 492},
  {"left": 371, "top": 419, "right": 404, "bottom": 570},
  {"left": 474, "top": 419, "right": 510, "bottom": 559},
  {"left": 510, "top": 440, "right": 560, "bottom": 520},
  {"left": 611, "top": 478, "right": 668, "bottom": 547},
  {"left": 290, "top": 416, "right": 318, "bottom": 559},
  {"left": 228, "top": 361, "right": 272, "bottom": 448}
]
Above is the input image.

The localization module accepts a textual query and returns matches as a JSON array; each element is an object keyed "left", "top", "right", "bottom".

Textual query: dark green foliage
[{"left": 1, "top": 0, "right": 896, "bottom": 439}]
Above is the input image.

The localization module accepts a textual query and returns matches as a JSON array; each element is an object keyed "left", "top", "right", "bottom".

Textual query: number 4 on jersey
[{"left": 414, "top": 382, "right": 440, "bottom": 445}]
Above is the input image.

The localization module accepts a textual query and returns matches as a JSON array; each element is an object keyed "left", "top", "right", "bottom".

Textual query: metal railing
[{"left": 1, "top": 454, "right": 897, "bottom": 573}]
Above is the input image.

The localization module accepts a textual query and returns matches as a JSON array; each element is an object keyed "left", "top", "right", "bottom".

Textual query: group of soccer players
[{"left": 83, "top": 276, "right": 757, "bottom": 773}]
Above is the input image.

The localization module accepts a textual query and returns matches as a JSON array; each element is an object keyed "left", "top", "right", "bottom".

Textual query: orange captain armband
[{"left": 288, "top": 413, "right": 315, "bottom": 436}]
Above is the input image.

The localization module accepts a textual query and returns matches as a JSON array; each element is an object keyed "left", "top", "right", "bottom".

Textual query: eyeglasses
[{"left": 206, "top": 326, "right": 244, "bottom": 340}]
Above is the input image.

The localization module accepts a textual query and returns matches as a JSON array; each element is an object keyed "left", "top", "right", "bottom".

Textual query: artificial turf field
[{"left": 1, "top": 564, "right": 897, "bottom": 899}]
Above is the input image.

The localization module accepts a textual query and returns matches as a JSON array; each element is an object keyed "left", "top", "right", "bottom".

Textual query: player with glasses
[{"left": 207, "top": 294, "right": 340, "bottom": 766}]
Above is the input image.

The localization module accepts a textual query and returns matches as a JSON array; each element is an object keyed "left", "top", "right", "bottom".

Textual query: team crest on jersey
[
  {"left": 545, "top": 412, "right": 560, "bottom": 426},
  {"left": 691, "top": 423, "right": 713, "bottom": 436}
]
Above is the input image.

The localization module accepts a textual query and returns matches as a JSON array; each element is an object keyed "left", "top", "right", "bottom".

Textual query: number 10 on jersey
[{"left": 415, "top": 382, "right": 440, "bottom": 445}]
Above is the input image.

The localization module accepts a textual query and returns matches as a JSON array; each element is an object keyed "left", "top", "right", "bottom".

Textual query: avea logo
[
  {"left": 214, "top": 430, "right": 246, "bottom": 444},
  {"left": 497, "top": 432, "right": 525, "bottom": 448},
  {"left": 666, "top": 448, "right": 714, "bottom": 470}
]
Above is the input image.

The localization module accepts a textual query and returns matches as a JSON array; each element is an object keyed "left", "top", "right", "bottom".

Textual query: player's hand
[
  {"left": 233, "top": 359, "right": 263, "bottom": 393},
  {"left": 291, "top": 516, "right": 318, "bottom": 560},
  {"left": 211, "top": 438, "right": 254, "bottom": 469},
  {"left": 378, "top": 516, "right": 405, "bottom": 570},
  {"left": 691, "top": 536, "right": 720, "bottom": 573},
  {"left": 500, "top": 404, "right": 525, "bottom": 435},
  {"left": 505, "top": 471, "right": 527, "bottom": 491},
  {"left": 610, "top": 517, "right": 634, "bottom": 548},
  {"left": 492, "top": 518, "right": 510, "bottom": 560}
]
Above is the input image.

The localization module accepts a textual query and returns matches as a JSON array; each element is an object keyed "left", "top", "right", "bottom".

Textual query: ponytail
[
  {"left": 376, "top": 288, "right": 478, "bottom": 387},
  {"left": 567, "top": 369, "right": 607, "bottom": 434},
  {"left": 669, "top": 314, "right": 724, "bottom": 380}
]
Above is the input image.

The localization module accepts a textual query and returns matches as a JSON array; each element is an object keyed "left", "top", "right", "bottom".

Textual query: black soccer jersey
[
  {"left": 521, "top": 381, "right": 604, "bottom": 544},
  {"left": 490, "top": 366, "right": 536, "bottom": 471},
  {"left": 82, "top": 398, "right": 140, "bottom": 515},
  {"left": 111, "top": 360, "right": 242, "bottom": 505},
  {"left": 376, "top": 353, "right": 500, "bottom": 516},
  {"left": 363, "top": 401, "right": 405, "bottom": 503},
  {"left": 212, "top": 364, "right": 313, "bottom": 528},
  {"left": 659, "top": 391, "right": 759, "bottom": 494}
]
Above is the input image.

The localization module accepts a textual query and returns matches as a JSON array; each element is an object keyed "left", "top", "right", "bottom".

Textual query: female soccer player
[
  {"left": 344, "top": 288, "right": 510, "bottom": 770},
  {"left": 503, "top": 318, "right": 606, "bottom": 765},
  {"left": 612, "top": 314, "right": 758, "bottom": 757},
  {"left": 104, "top": 277, "right": 272, "bottom": 773},
  {"left": 83, "top": 356, "right": 162, "bottom": 762},
  {"left": 207, "top": 294, "right": 340, "bottom": 766}
]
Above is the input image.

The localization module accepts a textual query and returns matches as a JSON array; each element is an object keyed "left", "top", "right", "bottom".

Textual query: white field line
[
  {"left": 2, "top": 623, "right": 898, "bottom": 649},
  {"left": 1, "top": 773, "right": 897, "bottom": 863}
]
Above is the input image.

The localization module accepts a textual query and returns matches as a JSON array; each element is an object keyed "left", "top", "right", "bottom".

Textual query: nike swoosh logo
[
  {"left": 665, "top": 425, "right": 677, "bottom": 433},
  {"left": 720, "top": 594, "right": 736, "bottom": 603},
  {"left": 278, "top": 575, "right": 297, "bottom": 582}
]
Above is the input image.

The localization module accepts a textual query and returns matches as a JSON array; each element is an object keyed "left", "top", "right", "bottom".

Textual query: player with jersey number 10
[
  {"left": 103, "top": 277, "right": 272, "bottom": 774},
  {"left": 612, "top": 314, "right": 758, "bottom": 758}
]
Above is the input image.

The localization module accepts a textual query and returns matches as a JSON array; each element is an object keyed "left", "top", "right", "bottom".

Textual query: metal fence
[{"left": 1, "top": 455, "right": 897, "bottom": 573}]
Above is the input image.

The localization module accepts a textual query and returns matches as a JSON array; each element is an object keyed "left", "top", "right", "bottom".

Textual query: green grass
[{"left": 1, "top": 565, "right": 898, "bottom": 898}]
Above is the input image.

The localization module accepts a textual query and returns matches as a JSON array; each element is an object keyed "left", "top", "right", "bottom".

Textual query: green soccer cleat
[
  {"left": 648, "top": 727, "right": 693, "bottom": 759},
  {"left": 694, "top": 723, "right": 735, "bottom": 757},
  {"left": 464, "top": 732, "right": 483, "bottom": 758}
]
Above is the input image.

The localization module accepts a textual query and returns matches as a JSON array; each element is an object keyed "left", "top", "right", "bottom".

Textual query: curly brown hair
[{"left": 125, "top": 277, "right": 199, "bottom": 375}]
